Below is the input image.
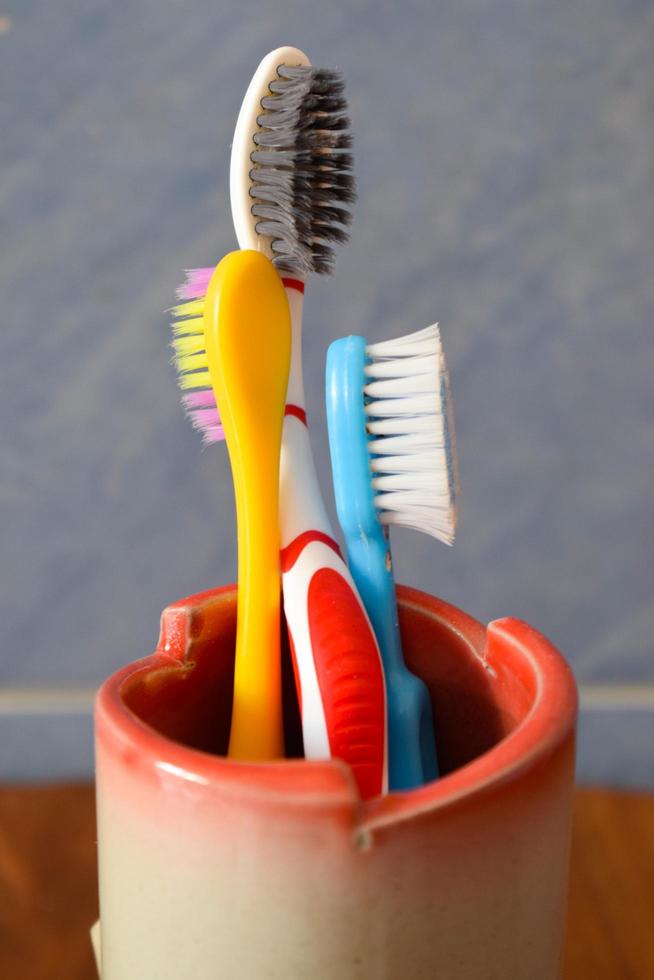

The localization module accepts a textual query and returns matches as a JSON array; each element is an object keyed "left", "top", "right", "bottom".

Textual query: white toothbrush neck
[
  {"left": 278, "top": 279, "right": 335, "bottom": 549},
  {"left": 283, "top": 282, "right": 306, "bottom": 409}
]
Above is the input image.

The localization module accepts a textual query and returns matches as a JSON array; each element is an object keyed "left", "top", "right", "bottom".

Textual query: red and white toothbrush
[{"left": 230, "top": 47, "right": 387, "bottom": 799}]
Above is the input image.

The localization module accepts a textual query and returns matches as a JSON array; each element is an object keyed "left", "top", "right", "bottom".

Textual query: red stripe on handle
[
  {"left": 280, "top": 530, "right": 342, "bottom": 573},
  {"left": 281, "top": 277, "right": 305, "bottom": 294},
  {"left": 284, "top": 404, "right": 307, "bottom": 426},
  {"left": 307, "top": 568, "right": 386, "bottom": 801}
]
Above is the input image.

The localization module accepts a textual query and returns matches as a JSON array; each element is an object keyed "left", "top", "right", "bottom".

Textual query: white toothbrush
[{"left": 229, "top": 47, "right": 387, "bottom": 800}]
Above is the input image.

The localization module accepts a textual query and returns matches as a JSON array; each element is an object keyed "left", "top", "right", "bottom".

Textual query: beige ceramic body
[{"left": 95, "top": 585, "right": 577, "bottom": 979}]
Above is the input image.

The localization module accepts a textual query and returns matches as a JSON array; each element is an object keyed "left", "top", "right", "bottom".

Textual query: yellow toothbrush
[{"left": 185, "top": 250, "right": 291, "bottom": 759}]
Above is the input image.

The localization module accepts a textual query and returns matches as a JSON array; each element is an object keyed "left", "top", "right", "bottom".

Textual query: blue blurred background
[{"left": 1, "top": 0, "right": 652, "bottom": 783}]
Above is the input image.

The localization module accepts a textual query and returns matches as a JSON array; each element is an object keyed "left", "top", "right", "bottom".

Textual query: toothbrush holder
[{"left": 94, "top": 584, "right": 577, "bottom": 979}]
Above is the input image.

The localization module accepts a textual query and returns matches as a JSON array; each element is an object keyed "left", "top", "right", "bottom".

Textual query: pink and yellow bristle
[
  {"left": 176, "top": 267, "right": 214, "bottom": 301},
  {"left": 172, "top": 268, "right": 225, "bottom": 444}
]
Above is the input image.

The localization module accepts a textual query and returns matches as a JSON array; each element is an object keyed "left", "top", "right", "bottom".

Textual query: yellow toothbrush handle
[{"left": 204, "top": 251, "right": 291, "bottom": 759}]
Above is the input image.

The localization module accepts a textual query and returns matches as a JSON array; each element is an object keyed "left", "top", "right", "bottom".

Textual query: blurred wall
[{"left": 1, "top": 0, "right": 652, "bottom": 784}]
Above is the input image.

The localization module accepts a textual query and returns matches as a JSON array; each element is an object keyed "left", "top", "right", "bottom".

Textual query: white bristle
[
  {"left": 364, "top": 352, "right": 439, "bottom": 380},
  {"left": 366, "top": 415, "right": 438, "bottom": 436},
  {"left": 366, "top": 325, "right": 440, "bottom": 360},
  {"left": 364, "top": 324, "right": 459, "bottom": 545}
]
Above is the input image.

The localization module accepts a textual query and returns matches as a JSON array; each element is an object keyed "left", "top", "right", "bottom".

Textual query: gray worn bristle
[{"left": 251, "top": 64, "right": 356, "bottom": 277}]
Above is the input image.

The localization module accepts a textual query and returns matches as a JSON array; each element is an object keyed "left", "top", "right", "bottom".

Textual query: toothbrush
[
  {"left": 173, "top": 250, "right": 291, "bottom": 760},
  {"left": 177, "top": 258, "right": 387, "bottom": 795},
  {"left": 326, "top": 326, "right": 459, "bottom": 790},
  {"left": 228, "top": 47, "right": 387, "bottom": 800}
]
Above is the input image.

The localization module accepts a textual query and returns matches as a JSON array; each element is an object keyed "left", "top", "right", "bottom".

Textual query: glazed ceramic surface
[{"left": 95, "top": 585, "right": 577, "bottom": 979}]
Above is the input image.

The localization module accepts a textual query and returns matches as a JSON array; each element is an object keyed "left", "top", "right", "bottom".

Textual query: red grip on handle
[{"left": 307, "top": 567, "right": 386, "bottom": 800}]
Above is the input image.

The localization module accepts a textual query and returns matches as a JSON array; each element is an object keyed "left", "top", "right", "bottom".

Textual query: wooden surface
[
  {"left": 565, "top": 789, "right": 654, "bottom": 979},
  {"left": 0, "top": 785, "right": 98, "bottom": 980},
  {"left": 0, "top": 786, "right": 652, "bottom": 979}
]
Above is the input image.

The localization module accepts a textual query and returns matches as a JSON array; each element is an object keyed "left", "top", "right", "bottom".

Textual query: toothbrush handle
[
  {"left": 325, "top": 334, "right": 438, "bottom": 790},
  {"left": 282, "top": 534, "right": 387, "bottom": 800},
  {"left": 278, "top": 284, "right": 387, "bottom": 799},
  {"left": 346, "top": 529, "right": 438, "bottom": 789}
]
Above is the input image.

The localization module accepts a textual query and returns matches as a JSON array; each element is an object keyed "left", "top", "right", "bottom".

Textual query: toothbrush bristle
[
  {"left": 251, "top": 64, "right": 356, "bottom": 277},
  {"left": 182, "top": 389, "right": 217, "bottom": 410},
  {"left": 176, "top": 267, "right": 214, "bottom": 300},
  {"left": 171, "top": 274, "right": 225, "bottom": 445},
  {"left": 364, "top": 325, "right": 459, "bottom": 546}
]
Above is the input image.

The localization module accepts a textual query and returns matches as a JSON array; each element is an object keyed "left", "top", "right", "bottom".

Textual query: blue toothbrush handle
[{"left": 326, "top": 335, "right": 438, "bottom": 791}]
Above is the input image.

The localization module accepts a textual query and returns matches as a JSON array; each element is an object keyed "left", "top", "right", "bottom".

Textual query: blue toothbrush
[{"left": 326, "top": 326, "right": 458, "bottom": 791}]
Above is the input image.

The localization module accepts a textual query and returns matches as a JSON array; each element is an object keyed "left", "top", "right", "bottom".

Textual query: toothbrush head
[
  {"left": 230, "top": 46, "right": 356, "bottom": 277},
  {"left": 171, "top": 268, "right": 224, "bottom": 445},
  {"left": 327, "top": 326, "right": 459, "bottom": 547},
  {"left": 365, "top": 325, "right": 459, "bottom": 544}
]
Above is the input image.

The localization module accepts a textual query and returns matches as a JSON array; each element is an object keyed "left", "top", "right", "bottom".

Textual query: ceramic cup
[{"left": 94, "top": 584, "right": 577, "bottom": 979}]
